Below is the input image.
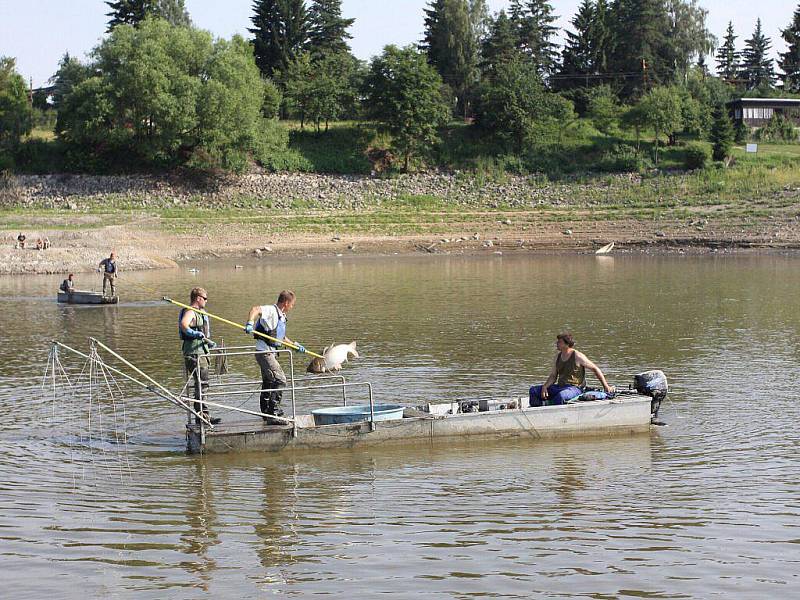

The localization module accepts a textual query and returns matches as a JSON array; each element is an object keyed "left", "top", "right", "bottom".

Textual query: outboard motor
[{"left": 633, "top": 370, "right": 668, "bottom": 421}]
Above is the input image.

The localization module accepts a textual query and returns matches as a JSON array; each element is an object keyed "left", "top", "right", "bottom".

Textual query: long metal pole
[{"left": 162, "top": 297, "right": 325, "bottom": 359}]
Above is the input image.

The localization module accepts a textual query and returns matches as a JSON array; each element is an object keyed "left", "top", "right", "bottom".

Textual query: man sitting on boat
[
  {"left": 59, "top": 273, "right": 75, "bottom": 296},
  {"left": 530, "top": 332, "right": 614, "bottom": 406},
  {"left": 244, "top": 290, "right": 307, "bottom": 423},
  {"left": 179, "top": 287, "right": 220, "bottom": 425}
]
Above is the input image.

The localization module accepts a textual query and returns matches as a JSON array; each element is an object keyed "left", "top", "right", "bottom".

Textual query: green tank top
[
  {"left": 556, "top": 351, "right": 585, "bottom": 386},
  {"left": 182, "top": 311, "right": 208, "bottom": 357}
]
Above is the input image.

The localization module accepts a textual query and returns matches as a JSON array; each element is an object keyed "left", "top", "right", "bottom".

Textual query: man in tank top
[
  {"left": 179, "top": 287, "right": 220, "bottom": 425},
  {"left": 529, "top": 332, "right": 614, "bottom": 406}
]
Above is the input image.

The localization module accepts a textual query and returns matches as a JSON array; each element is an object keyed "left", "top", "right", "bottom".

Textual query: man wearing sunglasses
[{"left": 179, "top": 287, "right": 220, "bottom": 425}]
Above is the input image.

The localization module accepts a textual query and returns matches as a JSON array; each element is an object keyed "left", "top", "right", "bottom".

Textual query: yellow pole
[{"left": 163, "top": 297, "right": 325, "bottom": 360}]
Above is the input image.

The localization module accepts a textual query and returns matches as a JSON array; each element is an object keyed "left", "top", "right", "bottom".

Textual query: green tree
[
  {"left": 481, "top": 10, "right": 520, "bottom": 76},
  {"left": 156, "top": 0, "right": 192, "bottom": 27},
  {"left": 365, "top": 45, "right": 450, "bottom": 171},
  {"left": 779, "top": 5, "right": 800, "bottom": 93},
  {"left": 106, "top": 0, "right": 191, "bottom": 30},
  {"left": 511, "top": 0, "right": 560, "bottom": 78},
  {"left": 560, "top": 0, "right": 596, "bottom": 83},
  {"left": 423, "top": 0, "right": 482, "bottom": 117},
  {"left": 282, "top": 52, "right": 315, "bottom": 128},
  {"left": 475, "top": 56, "right": 569, "bottom": 150},
  {"left": 0, "top": 57, "right": 32, "bottom": 153},
  {"left": 608, "top": 0, "right": 672, "bottom": 97},
  {"left": 709, "top": 104, "right": 734, "bottom": 162},
  {"left": 58, "top": 19, "right": 283, "bottom": 172},
  {"left": 250, "top": 0, "right": 309, "bottom": 78},
  {"left": 740, "top": 19, "right": 775, "bottom": 90},
  {"left": 715, "top": 22, "right": 739, "bottom": 83},
  {"left": 622, "top": 102, "right": 648, "bottom": 151},
  {"left": 587, "top": 85, "right": 621, "bottom": 136},
  {"left": 308, "top": 0, "right": 355, "bottom": 55},
  {"left": 637, "top": 85, "right": 683, "bottom": 164},
  {"left": 665, "top": 0, "right": 715, "bottom": 80}
]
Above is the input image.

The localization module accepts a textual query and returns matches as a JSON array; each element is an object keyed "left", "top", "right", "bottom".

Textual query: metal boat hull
[
  {"left": 57, "top": 291, "right": 118, "bottom": 304},
  {"left": 187, "top": 396, "right": 653, "bottom": 454}
]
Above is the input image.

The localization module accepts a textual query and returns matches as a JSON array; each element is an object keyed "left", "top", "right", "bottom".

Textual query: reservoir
[{"left": 0, "top": 254, "right": 798, "bottom": 597}]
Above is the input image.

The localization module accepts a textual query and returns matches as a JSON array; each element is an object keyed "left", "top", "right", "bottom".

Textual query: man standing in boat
[
  {"left": 244, "top": 290, "right": 306, "bottom": 422},
  {"left": 179, "top": 287, "right": 220, "bottom": 425},
  {"left": 98, "top": 251, "right": 118, "bottom": 297},
  {"left": 530, "top": 332, "right": 615, "bottom": 406}
]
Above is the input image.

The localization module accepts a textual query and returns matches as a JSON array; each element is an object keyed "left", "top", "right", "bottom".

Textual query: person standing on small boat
[
  {"left": 59, "top": 273, "right": 75, "bottom": 296},
  {"left": 98, "top": 252, "right": 118, "bottom": 297},
  {"left": 530, "top": 332, "right": 614, "bottom": 406},
  {"left": 244, "top": 290, "right": 307, "bottom": 422},
  {"left": 179, "top": 287, "right": 220, "bottom": 425}
]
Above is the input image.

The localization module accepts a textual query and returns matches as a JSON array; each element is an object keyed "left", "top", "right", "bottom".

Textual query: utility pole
[{"left": 642, "top": 58, "right": 649, "bottom": 91}]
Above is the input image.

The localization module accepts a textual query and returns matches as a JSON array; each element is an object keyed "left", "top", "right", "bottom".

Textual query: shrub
[
  {"left": 599, "top": 144, "right": 650, "bottom": 172},
  {"left": 684, "top": 142, "right": 711, "bottom": 170}
]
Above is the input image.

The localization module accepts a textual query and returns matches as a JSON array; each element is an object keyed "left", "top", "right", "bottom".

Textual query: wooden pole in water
[{"left": 162, "top": 297, "right": 325, "bottom": 360}]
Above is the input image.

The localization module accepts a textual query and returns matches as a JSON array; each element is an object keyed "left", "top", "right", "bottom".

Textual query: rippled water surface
[{"left": 1, "top": 254, "right": 798, "bottom": 598}]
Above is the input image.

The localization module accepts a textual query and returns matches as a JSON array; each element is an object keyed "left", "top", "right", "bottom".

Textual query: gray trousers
[
  {"left": 103, "top": 272, "right": 116, "bottom": 296},
  {"left": 184, "top": 354, "right": 209, "bottom": 421},
  {"left": 255, "top": 351, "right": 287, "bottom": 415}
]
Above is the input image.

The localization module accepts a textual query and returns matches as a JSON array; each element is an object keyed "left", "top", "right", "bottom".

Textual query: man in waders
[
  {"left": 244, "top": 290, "right": 307, "bottom": 423},
  {"left": 529, "top": 332, "right": 615, "bottom": 406},
  {"left": 98, "top": 252, "right": 118, "bottom": 297},
  {"left": 179, "top": 287, "right": 221, "bottom": 425}
]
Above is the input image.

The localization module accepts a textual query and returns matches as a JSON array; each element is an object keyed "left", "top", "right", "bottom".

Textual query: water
[{"left": 1, "top": 254, "right": 798, "bottom": 598}]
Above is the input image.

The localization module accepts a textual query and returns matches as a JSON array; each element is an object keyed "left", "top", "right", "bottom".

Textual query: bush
[
  {"left": 684, "top": 142, "right": 711, "bottom": 170},
  {"left": 599, "top": 144, "right": 650, "bottom": 172},
  {"left": 756, "top": 114, "right": 798, "bottom": 142}
]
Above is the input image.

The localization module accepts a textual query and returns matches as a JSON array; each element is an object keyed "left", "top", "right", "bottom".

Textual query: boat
[
  {"left": 57, "top": 290, "right": 119, "bottom": 304},
  {"left": 48, "top": 340, "right": 668, "bottom": 456}
]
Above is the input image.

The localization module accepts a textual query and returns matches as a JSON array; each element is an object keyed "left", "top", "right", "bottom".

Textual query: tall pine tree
[
  {"left": 422, "top": 0, "right": 482, "bottom": 117},
  {"left": 515, "top": 0, "right": 560, "bottom": 78},
  {"left": 308, "top": 0, "right": 355, "bottom": 55},
  {"left": 608, "top": 0, "right": 672, "bottom": 98},
  {"left": 250, "top": 0, "right": 309, "bottom": 78},
  {"left": 560, "top": 0, "right": 597, "bottom": 84},
  {"left": 779, "top": 5, "right": 800, "bottom": 93},
  {"left": 715, "top": 22, "right": 739, "bottom": 83},
  {"left": 106, "top": 0, "right": 156, "bottom": 30},
  {"left": 481, "top": 10, "right": 520, "bottom": 76},
  {"left": 740, "top": 19, "right": 775, "bottom": 90}
]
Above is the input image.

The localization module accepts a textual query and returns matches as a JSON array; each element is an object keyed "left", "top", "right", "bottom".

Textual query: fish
[{"left": 307, "top": 341, "right": 359, "bottom": 374}]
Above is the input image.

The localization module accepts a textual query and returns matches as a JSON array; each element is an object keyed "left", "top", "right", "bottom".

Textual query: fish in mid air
[{"left": 307, "top": 341, "right": 359, "bottom": 373}]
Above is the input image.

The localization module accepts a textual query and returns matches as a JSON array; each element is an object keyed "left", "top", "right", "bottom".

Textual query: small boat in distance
[{"left": 57, "top": 290, "right": 119, "bottom": 305}]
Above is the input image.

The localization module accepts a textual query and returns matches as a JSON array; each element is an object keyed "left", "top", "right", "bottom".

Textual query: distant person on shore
[
  {"left": 98, "top": 252, "right": 118, "bottom": 297},
  {"left": 529, "top": 332, "right": 615, "bottom": 406},
  {"left": 244, "top": 290, "right": 306, "bottom": 423},
  {"left": 43, "top": 237, "right": 51, "bottom": 249},
  {"left": 59, "top": 273, "right": 75, "bottom": 296},
  {"left": 179, "top": 287, "right": 220, "bottom": 425},
  {"left": 16, "top": 233, "right": 25, "bottom": 249},
  {"left": 35, "top": 238, "right": 44, "bottom": 250}
]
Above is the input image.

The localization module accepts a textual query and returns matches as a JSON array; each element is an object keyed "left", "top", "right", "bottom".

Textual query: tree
[
  {"left": 364, "top": 45, "right": 450, "bottom": 171},
  {"left": 740, "top": 19, "right": 775, "bottom": 90},
  {"left": 715, "top": 22, "right": 739, "bottom": 83},
  {"left": 587, "top": 85, "right": 621, "bottom": 136},
  {"left": 0, "top": 57, "right": 32, "bottom": 153},
  {"left": 282, "top": 52, "right": 315, "bottom": 128},
  {"left": 474, "top": 56, "right": 571, "bottom": 150},
  {"left": 511, "top": 0, "right": 560, "bottom": 78},
  {"left": 779, "top": 5, "right": 800, "bottom": 93},
  {"left": 106, "top": 0, "right": 191, "bottom": 29},
  {"left": 481, "top": 10, "right": 520, "bottom": 76},
  {"left": 250, "top": 0, "right": 309, "bottom": 78},
  {"left": 423, "top": 0, "right": 481, "bottom": 117},
  {"left": 608, "top": 0, "right": 672, "bottom": 97},
  {"left": 709, "top": 104, "right": 734, "bottom": 162},
  {"left": 57, "top": 19, "right": 284, "bottom": 172},
  {"left": 665, "top": 0, "right": 716, "bottom": 80},
  {"left": 637, "top": 85, "right": 683, "bottom": 164},
  {"left": 560, "top": 0, "right": 596, "bottom": 82},
  {"left": 308, "top": 0, "right": 355, "bottom": 55}
]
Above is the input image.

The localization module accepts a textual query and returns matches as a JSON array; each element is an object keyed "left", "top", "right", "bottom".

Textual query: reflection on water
[{"left": 1, "top": 254, "right": 799, "bottom": 597}]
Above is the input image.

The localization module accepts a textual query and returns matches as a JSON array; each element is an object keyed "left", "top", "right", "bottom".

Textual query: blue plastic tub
[{"left": 311, "top": 404, "right": 406, "bottom": 426}]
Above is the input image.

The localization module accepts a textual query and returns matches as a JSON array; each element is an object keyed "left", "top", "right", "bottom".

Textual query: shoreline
[{"left": 2, "top": 223, "right": 798, "bottom": 277}]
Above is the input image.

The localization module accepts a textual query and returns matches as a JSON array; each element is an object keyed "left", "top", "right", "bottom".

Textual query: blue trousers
[{"left": 529, "top": 384, "right": 582, "bottom": 407}]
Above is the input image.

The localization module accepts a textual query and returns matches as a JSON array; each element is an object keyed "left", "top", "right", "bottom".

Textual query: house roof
[{"left": 726, "top": 98, "right": 800, "bottom": 106}]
